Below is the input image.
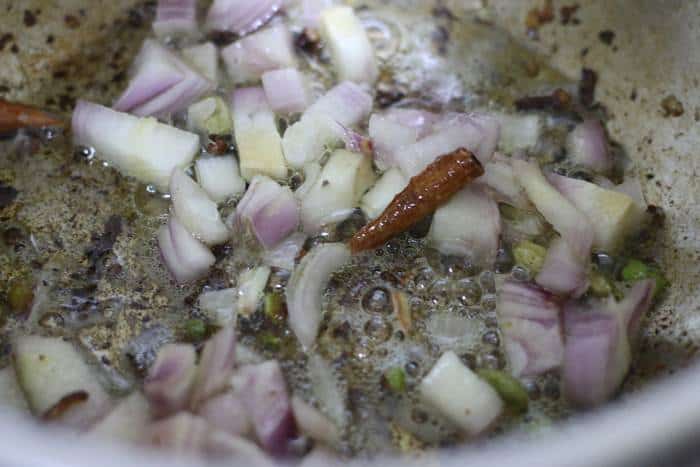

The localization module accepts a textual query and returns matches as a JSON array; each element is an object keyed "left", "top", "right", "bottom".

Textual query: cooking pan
[{"left": 0, "top": 0, "right": 698, "bottom": 465}]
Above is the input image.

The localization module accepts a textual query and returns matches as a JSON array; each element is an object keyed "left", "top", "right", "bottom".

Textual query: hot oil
[{"left": 0, "top": 0, "right": 669, "bottom": 457}]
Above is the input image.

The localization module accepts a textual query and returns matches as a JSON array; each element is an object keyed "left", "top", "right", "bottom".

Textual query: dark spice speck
[
  {"left": 64, "top": 15, "right": 80, "bottom": 29},
  {"left": 598, "top": 29, "right": 616, "bottom": 45},
  {"left": 661, "top": 95, "right": 684, "bottom": 117},
  {"left": 23, "top": 10, "right": 37, "bottom": 27},
  {"left": 0, "top": 183, "right": 18, "bottom": 209}
]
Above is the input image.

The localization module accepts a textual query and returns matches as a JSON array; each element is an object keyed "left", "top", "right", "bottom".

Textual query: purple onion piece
[
  {"left": 198, "top": 392, "right": 252, "bottom": 437},
  {"left": 205, "top": 0, "right": 284, "bottom": 36},
  {"left": 536, "top": 236, "right": 590, "bottom": 297},
  {"left": 190, "top": 327, "right": 237, "bottom": 410},
  {"left": 153, "top": 0, "right": 198, "bottom": 37},
  {"left": 262, "top": 68, "right": 309, "bottom": 115},
  {"left": 497, "top": 280, "right": 564, "bottom": 377},
  {"left": 237, "top": 361, "right": 297, "bottom": 455},
  {"left": 568, "top": 119, "right": 612, "bottom": 175},
  {"left": 146, "top": 412, "right": 209, "bottom": 453},
  {"left": 144, "top": 344, "right": 197, "bottom": 418}
]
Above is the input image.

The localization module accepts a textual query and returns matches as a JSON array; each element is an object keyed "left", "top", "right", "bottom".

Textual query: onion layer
[
  {"left": 158, "top": 216, "right": 216, "bottom": 283},
  {"left": 153, "top": 0, "right": 197, "bottom": 38},
  {"left": 72, "top": 100, "right": 199, "bottom": 191},
  {"left": 144, "top": 344, "right": 197, "bottom": 418},
  {"left": 190, "top": 327, "right": 237, "bottom": 410},
  {"left": 535, "top": 236, "right": 590, "bottom": 297},
  {"left": 195, "top": 156, "right": 246, "bottom": 204},
  {"left": 286, "top": 243, "right": 351, "bottom": 350},
  {"left": 567, "top": 119, "right": 612, "bottom": 175},
  {"left": 205, "top": 0, "right": 284, "bottom": 36},
  {"left": 181, "top": 42, "right": 219, "bottom": 84},
  {"left": 221, "top": 25, "right": 297, "bottom": 85},
  {"left": 497, "top": 280, "right": 564, "bottom": 377},
  {"left": 262, "top": 68, "right": 309, "bottom": 114},
  {"left": 428, "top": 185, "right": 501, "bottom": 267}
]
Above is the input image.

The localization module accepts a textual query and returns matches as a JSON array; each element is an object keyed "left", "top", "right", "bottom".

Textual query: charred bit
[
  {"left": 515, "top": 88, "right": 572, "bottom": 112},
  {"left": 42, "top": 391, "right": 89, "bottom": 421}
]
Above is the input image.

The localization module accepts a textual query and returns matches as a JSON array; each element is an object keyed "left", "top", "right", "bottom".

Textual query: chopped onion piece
[
  {"left": 282, "top": 82, "right": 373, "bottom": 168},
  {"left": 548, "top": 173, "right": 646, "bottom": 252},
  {"left": 232, "top": 87, "right": 287, "bottom": 180},
  {"left": 170, "top": 168, "right": 230, "bottom": 245},
  {"left": 614, "top": 178, "right": 647, "bottom": 209},
  {"left": 114, "top": 40, "right": 213, "bottom": 118},
  {"left": 0, "top": 367, "right": 28, "bottom": 413},
  {"left": 567, "top": 119, "right": 612, "bottom": 175},
  {"left": 294, "top": 163, "right": 322, "bottom": 200},
  {"left": 319, "top": 6, "right": 378, "bottom": 84},
  {"left": 147, "top": 412, "right": 209, "bottom": 454},
  {"left": 360, "top": 168, "right": 408, "bottom": 220},
  {"left": 300, "top": 150, "right": 376, "bottom": 233},
  {"left": 286, "top": 243, "right": 351, "bottom": 350},
  {"left": 291, "top": 396, "right": 340, "bottom": 446},
  {"left": 221, "top": 25, "right": 297, "bottom": 85},
  {"left": 188, "top": 97, "right": 233, "bottom": 136},
  {"left": 513, "top": 160, "right": 593, "bottom": 260},
  {"left": 306, "top": 354, "right": 347, "bottom": 428},
  {"left": 159, "top": 216, "right": 216, "bottom": 283},
  {"left": 181, "top": 42, "right": 219, "bottom": 83},
  {"left": 369, "top": 109, "right": 438, "bottom": 171},
  {"left": 153, "top": 0, "right": 197, "bottom": 37},
  {"left": 428, "top": 185, "right": 501, "bottom": 267},
  {"left": 195, "top": 156, "right": 245, "bottom": 203},
  {"left": 13, "top": 335, "right": 111, "bottom": 429},
  {"left": 237, "top": 266, "right": 271, "bottom": 317},
  {"left": 236, "top": 176, "right": 300, "bottom": 248},
  {"left": 89, "top": 392, "right": 151, "bottom": 443},
  {"left": 199, "top": 392, "right": 252, "bottom": 437},
  {"left": 199, "top": 288, "right": 238, "bottom": 327},
  {"left": 205, "top": 431, "right": 275, "bottom": 466},
  {"left": 491, "top": 112, "right": 542, "bottom": 153},
  {"left": 263, "top": 232, "right": 307, "bottom": 270},
  {"left": 536, "top": 236, "right": 590, "bottom": 297},
  {"left": 497, "top": 280, "right": 564, "bottom": 377},
  {"left": 292, "top": 0, "right": 336, "bottom": 28},
  {"left": 262, "top": 68, "right": 309, "bottom": 114},
  {"left": 205, "top": 0, "right": 283, "bottom": 35},
  {"left": 72, "top": 100, "right": 199, "bottom": 191},
  {"left": 419, "top": 351, "right": 503, "bottom": 436},
  {"left": 479, "top": 155, "right": 530, "bottom": 209},
  {"left": 618, "top": 279, "right": 656, "bottom": 340},
  {"left": 238, "top": 361, "right": 296, "bottom": 455},
  {"left": 397, "top": 112, "right": 499, "bottom": 176},
  {"left": 144, "top": 344, "right": 197, "bottom": 418},
  {"left": 190, "top": 327, "right": 237, "bottom": 409}
]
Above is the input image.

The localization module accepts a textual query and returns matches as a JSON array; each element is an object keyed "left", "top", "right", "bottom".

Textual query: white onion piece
[
  {"left": 263, "top": 232, "right": 307, "bottom": 270},
  {"left": 144, "top": 344, "right": 197, "bottom": 418},
  {"left": 170, "top": 168, "right": 230, "bottom": 245},
  {"left": 478, "top": 154, "right": 530, "bottom": 209},
  {"left": 294, "top": 163, "right": 322, "bottom": 201},
  {"left": 72, "top": 100, "right": 199, "bottom": 191},
  {"left": 568, "top": 119, "right": 612, "bottom": 175},
  {"left": 89, "top": 392, "right": 151, "bottom": 443},
  {"left": 187, "top": 97, "right": 233, "bottom": 136},
  {"left": 262, "top": 68, "right": 309, "bottom": 114},
  {"left": 181, "top": 42, "right": 219, "bottom": 83},
  {"left": 232, "top": 87, "right": 287, "bottom": 180},
  {"left": 513, "top": 160, "right": 593, "bottom": 260},
  {"left": 307, "top": 354, "right": 347, "bottom": 428},
  {"left": 153, "top": 0, "right": 197, "bottom": 37},
  {"left": 282, "top": 82, "right": 373, "bottom": 168},
  {"left": 0, "top": 367, "right": 28, "bottom": 413},
  {"left": 536, "top": 236, "right": 590, "bottom": 297},
  {"left": 237, "top": 266, "right": 271, "bottom": 317},
  {"left": 195, "top": 157, "right": 245, "bottom": 203},
  {"left": 205, "top": 0, "right": 283, "bottom": 35},
  {"left": 199, "top": 288, "right": 238, "bottom": 327},
  {"left": 221, "top": 25, "right": 297, "bottom": 84},
  {"left": 146, "top": 412, "right": 209, "bottom": 454},
  {"left": 286, "top": 243, "right": 350, "bottom": 350},
  {"left": 115, "top": 40, "right": 213, "bottom": 118},
  {"left": 237, "top": 361, "right": 296, "bottom": 455},
  {"left": 12, "top": 335, "right": 111, "bottom": 429},
  {"left": 236, "top": 176, "right": 299, "bottom": 248},
  {"left": 159, "top": 217, "right": 216, "bottom": 283},
  {"left": 397, "top": 112, "right": 499, "bottom": 176},
  {"left": 190, "top": 327, "right": 237, "bottom": 410},
  {"left": 319, "top": 6, "right": 378, "bottom": 84},
  {"left": 292, "top": 0, "right": 336, "bottom": 28},
  {"left": 491, "top": 112, "right": 542, "bottom": 153},
  {"left": 198, "top": 392, "right": 252, "bottom": 437},
  {"left": 428, "top": 185, "right": 501, "bottom": 267},
  {"left": 300, "top": 150, "right": 376, "bottom": 233},
  {"left": 368, "top": 109, "right": 438, "bottom": 171},
  {"left": 618, "top": 279, "right": 656, "bottom": 339},
  {"left": 419, "top": 351, "right": 503, "bottom": 436},
  {"left": 291, "top": 396, "right": 340, "bottom": 446},
  {"left": 205, "top": 430, "right": 275, "bottom": 466},
  {"left": 547, "top": 173, "right": 645, "bottom": 252},
  {"left": 360, "top": 168, "right": 408, "bottom": 220},
  {"left": 497, "top": 280, "right": 564, "bottom": 377}
]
